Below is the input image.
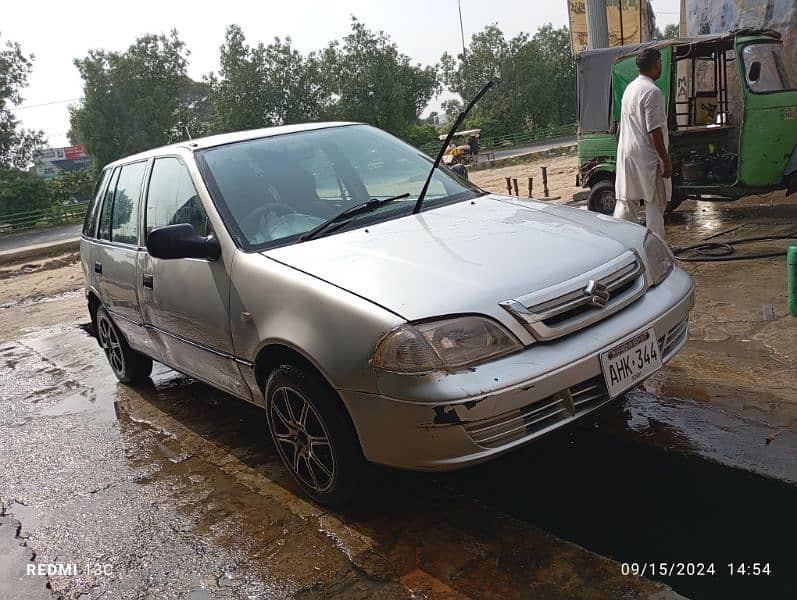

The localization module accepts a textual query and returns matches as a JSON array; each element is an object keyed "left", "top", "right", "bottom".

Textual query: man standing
[{"left": 614, "top": 47, "right": 672, "bottom": 239}]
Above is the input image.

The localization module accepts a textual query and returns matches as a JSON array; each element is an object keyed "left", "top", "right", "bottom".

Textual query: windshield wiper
[
  {"left": 298, "top": 193, "right": 410, "bottom": 242},
  {"left": 412, "top": 80, "right": 494, "bottom": 215}
]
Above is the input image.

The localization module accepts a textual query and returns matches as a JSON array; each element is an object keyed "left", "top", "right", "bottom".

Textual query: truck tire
[{"left": 588, "top": 179, "right": 617, "bottom": 215}]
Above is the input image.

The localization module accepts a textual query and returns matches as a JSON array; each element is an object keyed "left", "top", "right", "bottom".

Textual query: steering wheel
[{"left": 239, "top": 202, "right": 299, "bottom": 241}]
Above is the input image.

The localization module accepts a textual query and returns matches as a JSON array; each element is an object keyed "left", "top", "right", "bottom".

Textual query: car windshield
[
  {"left": 196, "top": 124, "right": 481, "bottom": 249},
  {"left": 741, "top": 42, "right": 797, "bottom": 94}
]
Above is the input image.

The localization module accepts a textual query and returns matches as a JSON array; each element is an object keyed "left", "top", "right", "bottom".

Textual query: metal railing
[
  {"left": 420, "top": 122, "right": 577, "bottom": 156},
  {"left": 0, "top": 201, "right": 90, "bottom": 233}
]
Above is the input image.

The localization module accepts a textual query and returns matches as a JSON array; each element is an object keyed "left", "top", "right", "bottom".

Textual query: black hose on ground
[{"left": 672, "top": 232, "right": 797, "bottom": 262}]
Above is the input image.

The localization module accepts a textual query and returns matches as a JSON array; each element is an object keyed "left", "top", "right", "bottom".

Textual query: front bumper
[{"left": 339, "top": 267, "right": 694, "bottom": 471}]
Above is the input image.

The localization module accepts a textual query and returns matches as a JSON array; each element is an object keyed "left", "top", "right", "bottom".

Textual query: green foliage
[
  {"left": 69, "top": 31, "right": 201, "bottom": 169},
  {"left": 656, "top": 24, "right": 680, "bottom": 40},
  {"left": 440, "top": 23, "right": 576, "bottom": 139},
  {"left": 403, "top": 122, "right": 438, "bottom": 148},
  {"left": 46, "top": 168, "right": 96, "bottom": 205},
  {"left": 319, "top": 18, "right": 439, "bottom": 139},
  {"left": 0, "top": 168, "right": 50, "bottom": 216},
  {"left": 206, "top": 25, "right": 326, "bottom": 132},
  {"left": 0, "top": 32, "right": 45, "bottom": 168}
]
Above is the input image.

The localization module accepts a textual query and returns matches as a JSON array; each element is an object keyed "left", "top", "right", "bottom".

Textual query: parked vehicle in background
[
  {"left": 441, "top": 128, "right": 481, "bottom": 166},
  {"left": 80, "top": 122, "right": 694, "bottom": 504},
  {"left": 576, "top": 29, "right": 797, "bottom": 214}
]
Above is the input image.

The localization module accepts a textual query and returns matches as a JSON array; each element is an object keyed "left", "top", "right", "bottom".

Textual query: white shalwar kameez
[{"left": 614, "top": 74, "right": 671, "bottom": 238}]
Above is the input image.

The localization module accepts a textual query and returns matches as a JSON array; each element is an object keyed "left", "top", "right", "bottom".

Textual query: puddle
[{"left": 439, "top": 403, "right": 797, "bottom": 599}]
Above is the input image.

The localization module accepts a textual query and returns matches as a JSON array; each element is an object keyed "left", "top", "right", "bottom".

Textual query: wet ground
[{"left": 1, "top": 187, "right": 795, "bottom": 599}]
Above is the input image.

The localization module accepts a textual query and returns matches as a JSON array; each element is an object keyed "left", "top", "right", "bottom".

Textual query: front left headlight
[
  {"left": 644, "top": 230, "right": 674, "bottom": 285},
  {"left": 371, "top": 315, "right": 523, "bottom": 375}
]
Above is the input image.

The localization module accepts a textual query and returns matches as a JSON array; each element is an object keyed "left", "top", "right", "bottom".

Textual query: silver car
[{"left": 80, "top": 123, "right": 693, "bottom": 504}]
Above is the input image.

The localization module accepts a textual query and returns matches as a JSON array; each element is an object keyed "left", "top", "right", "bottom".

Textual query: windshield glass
[
  {"left": 741, "top": 42, "right": 796, "bottom": 94},
  {"left": 196, "top": 124, "right": 480, "bottom": 249}
]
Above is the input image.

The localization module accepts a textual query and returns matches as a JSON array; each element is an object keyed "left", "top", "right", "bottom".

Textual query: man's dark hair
[{"left": 636, "top": 47, "right": 661, "bottom": 72}]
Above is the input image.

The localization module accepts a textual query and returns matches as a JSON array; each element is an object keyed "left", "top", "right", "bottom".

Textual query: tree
[
  {"left": 0, "top": 169, "right": 50, "bottom": 217},
  {"left": 320, "top": 18, "right": 439, "bottom": 139},
  {"left": 663, "top": 24, "right": 680, "bottom": 39},
  {"left": 70, "top": 31, "right": 201, "bottom": 168},
  {"left": 0, "top": 32, "right": 45, "bottom": 168},
  {"left": 206, "top": 25, "right": 327, "bottom": 132},
  {"left": 439, "top": 24, "right": 576, "bottom": 139}
]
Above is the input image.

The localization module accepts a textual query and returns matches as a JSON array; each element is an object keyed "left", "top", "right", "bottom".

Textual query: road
[
  {"left": 487, "top": 135, "right": 577, "bottom": 162},
  {"left": 0, "top": 223, "right": 81, "bottom": 252}
]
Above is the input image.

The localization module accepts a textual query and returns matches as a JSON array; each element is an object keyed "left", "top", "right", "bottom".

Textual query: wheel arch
[
  {"left": 584, "top": 166, "right": 616, "bottom": 189},
  {"left": 254, "top": 342, "right": 365, "bottom": 454},
  {"left": 87, "top": 291, "right": 102, "bottom": 338}
]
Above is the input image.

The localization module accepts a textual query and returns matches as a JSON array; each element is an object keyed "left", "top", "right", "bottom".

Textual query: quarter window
[
  {"left": 146, "top": 157, "right": 209, "bottom": 237},
  {"left": 83, "top": 168, "right": 111, "bottom": 237},
  {"left": 97, "top": 167, "right": 120, "bottom": 241},
  {"left": 110, "top": 161, "right": 147, "bottom": 245}
]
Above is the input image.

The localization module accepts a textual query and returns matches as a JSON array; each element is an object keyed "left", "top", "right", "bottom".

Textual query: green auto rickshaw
[{"left": 576, "top": 29, "right": 797, "bottom": 214}]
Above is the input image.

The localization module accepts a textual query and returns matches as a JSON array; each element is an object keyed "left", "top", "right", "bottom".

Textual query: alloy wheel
[
  {"left": 269, "top": 387, "right": 336, "bottom": 493},
  {"left": 97, "top": 314, "right": 125, "bottom": 375}
]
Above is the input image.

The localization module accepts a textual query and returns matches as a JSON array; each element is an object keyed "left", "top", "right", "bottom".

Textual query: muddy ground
[{"left": 1, "top": 156, "right": 796, "bottom": 599}]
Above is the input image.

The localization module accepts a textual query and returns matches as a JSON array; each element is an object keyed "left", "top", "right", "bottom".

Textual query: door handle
[
  {"left": 142, "top": 273, "right": 153, "bottom": 290},
  {"left": 94, "top": 262, "right": 102, "bottom": 275}
]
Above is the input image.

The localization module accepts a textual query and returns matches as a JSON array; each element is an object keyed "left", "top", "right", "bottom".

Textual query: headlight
[
  {"left": 371, "top": 316, "right": 523, "bottom": 374},
  {"left": 644, "top": 231, "right": 674, "bottom": 285}
]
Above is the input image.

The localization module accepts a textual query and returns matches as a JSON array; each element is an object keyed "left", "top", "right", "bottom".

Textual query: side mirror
[
  {"left": 748, "top": 61, "right": 761, "bottom": 83},
  {"left": 146, "top": 224, "right": 221, "bottom": 261}
]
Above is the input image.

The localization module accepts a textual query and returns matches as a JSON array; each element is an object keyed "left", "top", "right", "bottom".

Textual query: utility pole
[{"left": 584, "top": 0, "right": 610, "bottom": 50}]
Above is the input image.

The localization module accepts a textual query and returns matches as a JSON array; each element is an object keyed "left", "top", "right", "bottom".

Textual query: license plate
[{"left": 600, "top": 328, "right": 662, "bottom": 398}]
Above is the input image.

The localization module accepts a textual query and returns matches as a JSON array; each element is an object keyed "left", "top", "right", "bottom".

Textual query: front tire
[
  {"left": 588, "top": 179, "right": 617, "bottom": 214},
  {"left": 264, "top": 364, "right": 363, "bottom": 505},
  {"left": 96, "top": 306, "right": 153, "bottom": 384}
]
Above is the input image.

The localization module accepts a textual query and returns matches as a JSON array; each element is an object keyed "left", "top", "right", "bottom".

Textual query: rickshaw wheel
[{"left": 588, "top": 179, "right": 617, "bottom": 215}]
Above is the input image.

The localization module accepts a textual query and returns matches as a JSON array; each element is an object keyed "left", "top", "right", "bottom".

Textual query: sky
[{"left": 4, "top": 0, "right": 680, "bottom": 147}]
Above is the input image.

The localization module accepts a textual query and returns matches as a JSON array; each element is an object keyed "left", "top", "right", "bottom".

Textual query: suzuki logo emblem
[{"left": 584, "top": 280, "right": 611, "bottom": 308}]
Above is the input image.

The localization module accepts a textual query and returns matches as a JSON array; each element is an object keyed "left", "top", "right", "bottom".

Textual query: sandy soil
[
  {"left": 0, "top": 252, "right": 85, "bottom": 339},
  {"left": 470, "top": 153, "right": 584, "bottom": 204}
]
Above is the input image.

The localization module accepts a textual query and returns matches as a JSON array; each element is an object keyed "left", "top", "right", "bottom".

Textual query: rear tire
[
  {"left": 588, "top": 179, "right": 617, "bottom": 214},
  {"left": 264, "top": 364, "right": 364, "bottom": 505},
  {"left": 96, "top": 306, "right": 153, "bottom": 384}
]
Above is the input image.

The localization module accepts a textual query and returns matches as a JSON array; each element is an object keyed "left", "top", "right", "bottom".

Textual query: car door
[
  {"left": 93, "top": 160, "right": 150, "bottom": 352},
  {"left": 139, "top": 155, "right": 250, "bottom": 400}
]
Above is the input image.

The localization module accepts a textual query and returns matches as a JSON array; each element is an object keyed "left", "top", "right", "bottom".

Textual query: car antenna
[{"left": 412, "top": 80, "right": 494, "bottom": 215}]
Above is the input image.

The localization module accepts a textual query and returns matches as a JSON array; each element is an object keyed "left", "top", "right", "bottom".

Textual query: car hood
[{"left": 264, "top": 195, "right": 643, "bottom": 321}]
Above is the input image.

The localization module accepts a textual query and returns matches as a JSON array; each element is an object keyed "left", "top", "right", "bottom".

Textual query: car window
[
  {"left": 198, "top": 125, "right": 478, "bottom": 249},
  {"left": 146, "top": 157, "right": 209, "bottom": 237},
  {"left": 97, "top": 167, "right": 120, "bottom": 241},
  {"left": 82, "top": 168, "right": 111, "bottom": 237},
  {"left": 110, "top": 161, "right": 147, "bottom": 245}
]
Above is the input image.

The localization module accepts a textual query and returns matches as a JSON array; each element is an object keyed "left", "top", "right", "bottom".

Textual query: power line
[{"left": 9, "top": 98, "right": 82, "bottom": 111}]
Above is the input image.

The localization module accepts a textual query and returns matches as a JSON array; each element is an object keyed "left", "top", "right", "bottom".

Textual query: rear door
[
  {"left": 94, "top": 160, "right": 149, "bottom": 351},
  {"left": 138, "top": 155, "right": 249, "bottom": 399}
]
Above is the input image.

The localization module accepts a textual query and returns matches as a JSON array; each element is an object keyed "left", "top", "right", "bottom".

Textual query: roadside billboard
[
  {"left": 568, "top": 0, "right": 657, "bottom": 54},
  {"left": 34, "top": 145, "right": 91, "bottom": 179}
]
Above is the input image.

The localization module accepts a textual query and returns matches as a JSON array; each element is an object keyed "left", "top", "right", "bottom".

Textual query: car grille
[
  {"left": 659, "top": 316, "right": 689, "bottom": 359},
  {"left": 463, "top": 318, "right": 690, "bottom": 449},
  {"left": 463, "top": 375, "right": 610, "bottom": 448},
  {"left": 500, "top": 251, "right": 647, "bottom": 341}
]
